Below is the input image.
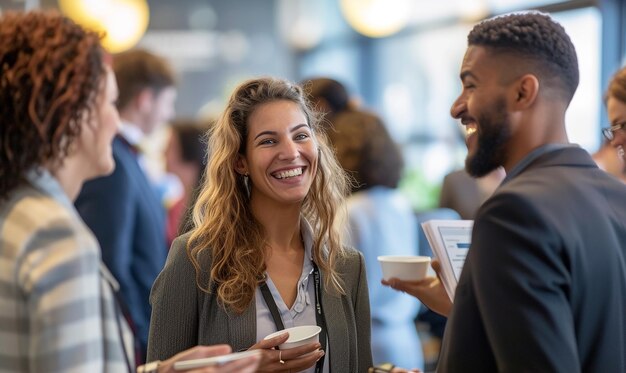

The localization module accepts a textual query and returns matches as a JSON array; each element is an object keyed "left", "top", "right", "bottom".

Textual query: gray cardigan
[{"left": 147, "top": 232, "right": 373, "bottom": 372}]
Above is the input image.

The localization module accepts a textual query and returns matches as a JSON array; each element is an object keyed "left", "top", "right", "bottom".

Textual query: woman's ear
[{"left": 234, "top": 154, "right": 248, "bottom": 175}]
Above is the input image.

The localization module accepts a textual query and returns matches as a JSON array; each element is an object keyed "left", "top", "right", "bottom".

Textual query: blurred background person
[
  {"left": 604, "top": 65, "right": 626, "bottom": 164},
  {"left": 438, "top": 167, "right": 505, "bottom": 220},
  {"left": 0, "top": 10, "right": 260, "bottom": 373},
  {"left": 301, "top": 77, "right": 357, "bottom": 125},
  {"left": 591, "top": 140, "right": 626, "bottom": 183},
  {"left": 439, "top": 123, "right": 505, "bottom": 220},
  {"left": 75, "top": 48, "right": 177, "bottom": 362},
  {"left": 329, "top": 109, "right": 424, "bottom": 370},
  {"left": 163, "top": 119, "right": 211, "bottom": 245}
]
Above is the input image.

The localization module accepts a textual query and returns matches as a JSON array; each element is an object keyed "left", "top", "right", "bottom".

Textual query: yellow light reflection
[
  {"left": 340, "top": 0, "right": 411, "bottom": 38},
  {"left": 59, "top": 0, "right": 149, "bottom": 53}
]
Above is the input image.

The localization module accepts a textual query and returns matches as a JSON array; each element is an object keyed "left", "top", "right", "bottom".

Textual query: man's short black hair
[{"left": 468, "top": 12, "right": 579, "bottom": 102}]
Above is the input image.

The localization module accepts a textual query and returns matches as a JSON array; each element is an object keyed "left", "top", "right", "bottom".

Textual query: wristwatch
[{"left": 137, "top": 360, "right": 161, "bottom": 373}]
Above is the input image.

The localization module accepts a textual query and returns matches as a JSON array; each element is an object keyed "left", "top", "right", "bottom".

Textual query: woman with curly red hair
[{"left": 0, "top": 11, "right": 258, "bottom": 373}]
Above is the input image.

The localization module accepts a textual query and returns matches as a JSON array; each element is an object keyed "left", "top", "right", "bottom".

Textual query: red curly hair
[{"left": 0, "top": 11, "right": 105, "bottom": 199}]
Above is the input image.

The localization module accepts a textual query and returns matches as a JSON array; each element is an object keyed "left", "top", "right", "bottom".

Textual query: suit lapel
[{"left": 114, "top": 136, "right": 165, "bottom": 226}]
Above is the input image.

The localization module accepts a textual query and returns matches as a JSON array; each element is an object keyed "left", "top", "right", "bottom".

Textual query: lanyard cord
[
  {"left": 101, "top": 264, "right": 135, "bottom": 372},
  {"left": 110, "top": 282, "right": 135, "bottom": 372},
  {"left": 259, "top": 281, "right": 285, "bottom": 330},
  {"left": 259, "top": 262, "right": 328, "bottom": 373},
  {"left": 311, "top": 262, "right": 328, "bottom": 373}
]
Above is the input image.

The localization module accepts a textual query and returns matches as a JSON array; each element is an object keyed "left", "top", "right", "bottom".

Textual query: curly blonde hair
[{"left": 188, "top": 77, "right": 350, "bottom": 313}]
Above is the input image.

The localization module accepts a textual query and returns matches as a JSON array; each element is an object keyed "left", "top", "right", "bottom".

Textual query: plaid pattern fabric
[{"left": 0, "top": 169, "right": 134, "bottom": 372}]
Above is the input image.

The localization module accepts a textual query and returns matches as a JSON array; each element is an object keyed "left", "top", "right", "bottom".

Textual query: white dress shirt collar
[{"left": 118, "top": 121, "right": 145, "bottom": 146}]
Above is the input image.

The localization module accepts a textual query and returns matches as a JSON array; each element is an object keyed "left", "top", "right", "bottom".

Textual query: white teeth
[
  {"left": 466, "top": 127, "right": 477, "bottom": 136},
  {"left": 275, "top": 168, "right": 303, "bottom": 179}
]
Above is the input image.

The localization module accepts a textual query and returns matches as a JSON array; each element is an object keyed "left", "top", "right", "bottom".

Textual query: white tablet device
[{"left": 173, "top": 349, "right": 261, "bottom": 371}]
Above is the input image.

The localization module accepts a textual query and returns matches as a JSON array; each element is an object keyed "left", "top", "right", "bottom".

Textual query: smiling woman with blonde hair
[{"left": 148, "top": 77, "right": 374, "bottom": 372}]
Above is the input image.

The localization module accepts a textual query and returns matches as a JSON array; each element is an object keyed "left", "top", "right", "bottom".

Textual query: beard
[{"left": 465, "top": 97, "right": 511, "bottom": 177}]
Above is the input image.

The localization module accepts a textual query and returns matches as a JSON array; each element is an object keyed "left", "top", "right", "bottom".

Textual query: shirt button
[{"left": 294, "top": 303, "right": 304, "bottom": 313}]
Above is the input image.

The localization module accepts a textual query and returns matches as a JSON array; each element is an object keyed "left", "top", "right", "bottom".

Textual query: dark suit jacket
[
  {"left": 439, "top": 146, "right": 626, "bottom": 372},
  {"left": 76, "top": 136, "right": 167, "bottom": 355},
  {"left": 147, "top": 232, "right": 373, "bottom": 373}
]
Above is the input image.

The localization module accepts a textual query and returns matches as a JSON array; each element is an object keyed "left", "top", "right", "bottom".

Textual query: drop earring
[{"left": 243, "top": 172, "right": 250, "bottom": 195}]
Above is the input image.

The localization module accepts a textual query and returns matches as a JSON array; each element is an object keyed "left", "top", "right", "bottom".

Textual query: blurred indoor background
[{"left": 1, "top": 0, "right": 624, "bottom": 210}]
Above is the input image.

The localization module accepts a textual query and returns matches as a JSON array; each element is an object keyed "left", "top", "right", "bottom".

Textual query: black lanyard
[
  {"left": 260, "top": 262, "right": 328, "bottom": 373},
  {"left": 103, "top": 265, "right": 135, "bottom": 373}
]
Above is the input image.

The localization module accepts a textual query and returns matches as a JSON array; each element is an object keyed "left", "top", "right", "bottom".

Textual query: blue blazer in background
[{"left": 76, "top": 135, "right": 167, "bottom": 357}]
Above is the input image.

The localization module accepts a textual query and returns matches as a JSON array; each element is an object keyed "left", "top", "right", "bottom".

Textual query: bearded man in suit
[{"left": 385, "top": 12, "right": 626, "bottom": 372}]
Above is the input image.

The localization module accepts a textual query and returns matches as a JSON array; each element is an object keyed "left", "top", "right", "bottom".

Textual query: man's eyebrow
[{"left": 460, "top": 71, "right": 478, "bottom": 81}]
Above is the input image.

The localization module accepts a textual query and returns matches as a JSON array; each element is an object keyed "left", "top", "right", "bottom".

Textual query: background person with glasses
[
  {"left": 591, "top": 140, "right": 626, "bottom": 183},
  {"left": 604, "top": 66, "right": 626, "bottom": 160},
  {"left": 602, "top": 122, "right": 626, "bottom": 144}
]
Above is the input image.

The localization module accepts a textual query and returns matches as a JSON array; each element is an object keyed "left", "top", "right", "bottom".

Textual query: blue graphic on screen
[{"left": 437, "top": 226, "right": 472, "bottom": 280}]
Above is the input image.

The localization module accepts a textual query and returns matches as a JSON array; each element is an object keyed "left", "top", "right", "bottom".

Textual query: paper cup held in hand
[
  {"left": 378, "top": 255, "right": 431, "bottom": 281},
  {"left": 263, "top": 325, "right": 321, "bottom": 349}
]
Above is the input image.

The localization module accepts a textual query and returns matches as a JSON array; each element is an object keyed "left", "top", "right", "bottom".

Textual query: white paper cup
[
  {"left": 264, "top": 325, "right": 322, "bottom": 349},
  {"left": 378, "top": 255, "right": 431, "bottom": 281}
]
